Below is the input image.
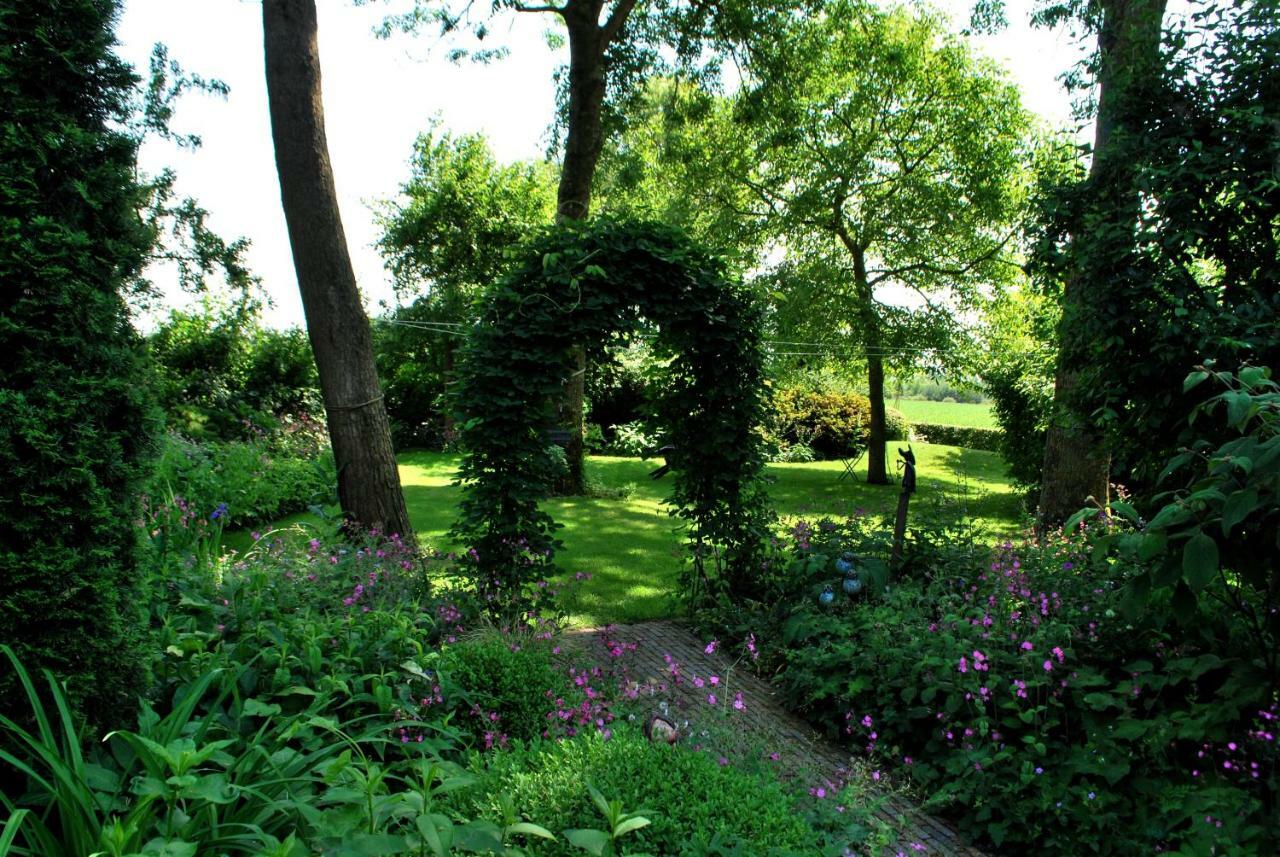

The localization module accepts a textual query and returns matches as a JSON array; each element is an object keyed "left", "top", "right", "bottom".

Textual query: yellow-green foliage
[{"left": 771, "top": 387, "right": 909, "bottom": 458}]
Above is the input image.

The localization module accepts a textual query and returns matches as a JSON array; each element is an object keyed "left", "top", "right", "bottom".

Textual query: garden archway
[{"left": 451, "top": 219, "right": 769, "bottom": 610}]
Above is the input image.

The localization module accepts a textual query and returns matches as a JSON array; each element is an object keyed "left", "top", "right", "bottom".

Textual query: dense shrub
[
  {"left": 0, "top": 0, "right": 155, "bottom": 728},
  {"left": 910, "top": 422, "right": 1003, "bottom": 452},
  {"left": 602, "top": 419, "right": 657, "bottom": 456},
  {"left": 148, "top": 304, "right": 320, "bottom": 441},
  {"left": 463, "top": 730, "right": 824, "bottom": 855},
  {"left": 3, "top": 527, "right": 490, "bottom": 855},
  {"left": 585, "top": 340, "right": 656, "bottom": 438},
  {"left": 372, "top": 298, "right": 452, "bottom": 450},
  {"left": 770, "top": 387, "right": 909, "bottom": 459},
  {"left": 719, "top": 515, "right": 1279, "bottom": 853},
  {"left": 439, "top": 633, "right": 566, "bottom": 744},
  {"left": 146, "top": 426, "right": 335, "bottom": 529},
  {"left": 977, "top": 287, "right": 1057, "bottom": 500}
]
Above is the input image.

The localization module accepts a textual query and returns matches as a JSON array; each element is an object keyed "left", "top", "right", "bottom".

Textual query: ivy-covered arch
[{"left": 451, "top": 219, "right": 770, "bottom": 611}]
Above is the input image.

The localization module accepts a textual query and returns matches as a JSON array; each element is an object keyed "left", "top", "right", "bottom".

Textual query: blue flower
[{"left": 210, "top": 502, "right": 228, "bottom": 521}]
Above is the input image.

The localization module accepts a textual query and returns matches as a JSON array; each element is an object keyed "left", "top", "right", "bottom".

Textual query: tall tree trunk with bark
[
  {"left": 550, "top": 0, "right": 638, "bottom": 495},
  {"left": 1038, "top": 0, "right": 1168, "bottom": 527},
  {"left": 851, "top": 245, "right": 889, "bottom": 484},
  {"left": 263, "top": 0, "right": 414, "bottom": 541}
]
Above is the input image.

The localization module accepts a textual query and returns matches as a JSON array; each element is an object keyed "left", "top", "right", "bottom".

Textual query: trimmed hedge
[
  {"left": 911, "top": 422, "right": 1004, "bottom": 452},
  {"left": 0, "top": 0, "right": 154, "bottom": 729}
]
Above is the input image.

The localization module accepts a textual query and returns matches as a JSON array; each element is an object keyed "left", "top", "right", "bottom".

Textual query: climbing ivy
[{"left": 451, "top": 219, "right": 771, "bottom": 614}]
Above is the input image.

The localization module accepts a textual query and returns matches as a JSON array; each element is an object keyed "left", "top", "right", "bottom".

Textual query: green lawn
[
  {"left": 891, "top": 398, "right": 996, "bottom": 428},
  {"left": 253, "top": 443, "right": 1021, "bottom": 626}
]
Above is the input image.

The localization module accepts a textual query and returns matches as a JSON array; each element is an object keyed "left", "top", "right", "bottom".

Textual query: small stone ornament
[
  {"left": 842, "top": 575, "right": 863, "bottom": 596},
  {"left": 644, "top": 714, "right": 680, "bottom": 744},
  {"left": 819, "top": 586, "right": 836, "bottom": 605}
]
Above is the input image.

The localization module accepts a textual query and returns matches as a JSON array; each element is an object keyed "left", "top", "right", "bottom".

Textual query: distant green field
[{"left": 892, "top": 399, "right": 997, "bottom": 428}]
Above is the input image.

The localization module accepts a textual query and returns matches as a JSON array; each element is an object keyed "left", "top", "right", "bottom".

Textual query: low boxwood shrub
[
  {"left": 770, "top": 387, "right": 909, "bottom": 459},
  {"left": 909, "top": 422, "right": 1003, "bottom": 452},
  {"left": 438, "top": 632, "right": 567, "bottom": 744},
  {"left": 461, "top": 729, "right": 824, "bottom": 855}
]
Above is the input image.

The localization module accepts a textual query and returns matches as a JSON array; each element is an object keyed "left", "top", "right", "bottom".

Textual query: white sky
[{"left": 116, "top": 0, "right": 1089, "bottom": 330}]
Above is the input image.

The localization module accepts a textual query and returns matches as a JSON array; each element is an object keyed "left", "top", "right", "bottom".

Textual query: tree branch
[
  {"left": 866, "top": 230, "right": 1014, "bottom": 287},
  {"left": 512, "top": 2, "right": 566, "bottom": 14},
  {"left": 601, "top": 0, "right": 640, "bottom": 44}
]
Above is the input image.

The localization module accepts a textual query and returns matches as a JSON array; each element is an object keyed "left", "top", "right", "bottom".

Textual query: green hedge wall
[
  {"left": 0, "top": 0, "right": 154, "bottom": 729},
  {"left": 911, "top": 422, "right": 1004, "bottom": 452}
]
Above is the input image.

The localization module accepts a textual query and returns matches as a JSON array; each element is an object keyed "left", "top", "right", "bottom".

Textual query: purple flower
[{"left": 704, "top": 640, "right": 719, "bottom": 655}]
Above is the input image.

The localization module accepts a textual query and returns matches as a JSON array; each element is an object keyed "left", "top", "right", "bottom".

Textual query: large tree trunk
[
  {"left": 552, "top": 1, "right": 624, "bottom": 495},
  {"left": 556, "top": 2, "right": 609, "bottom": 223},
  {"left": 263, "top": 0, "right": 414, "bottom": 541},
  {"left": 865, "top": 349, "right": 889, "bottom": 485},
  {"left": 848, "top": 243, "right": 889, "bottom": 484},
  {"left": 1037, "top": 0, "right": 1167, "bottom": 527}
]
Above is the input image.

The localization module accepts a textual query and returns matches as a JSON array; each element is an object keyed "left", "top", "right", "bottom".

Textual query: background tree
[
  {"left": 593, "top": 78, "right": 767, "bottom": 270},
  {"left": 1035, "top": 0, "right": 1279, "bottom": 508},
  {"left": 375, "top": 127, "right": 556, "bottom": 445},
  {"left": 736, "top": 2, "right": 1031, "bottom": 483},
  {"left": 1032, "top": 0, "right": 1169, "bottom": 524},
  {"left": 377, "top": 0, "right": 796, "bottom": 492},
  {"left": 263, "top": 0, "right": 414, "bottom": 540},
  {"left": 147, "top": 301, "right": 320, "bottom": 440},
  {"left": 0, "top": 0, "right": 156, "bottom": 727}
]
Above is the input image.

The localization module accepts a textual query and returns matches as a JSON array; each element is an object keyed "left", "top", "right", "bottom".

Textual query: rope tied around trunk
[{"left": 325, "top": 393, "right": 384, "bottom": 413}]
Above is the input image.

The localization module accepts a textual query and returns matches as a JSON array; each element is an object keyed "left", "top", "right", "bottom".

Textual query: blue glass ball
[
  {"left": 842, "top": 576, "right": 863, "bottom": 595},
  {"left": 818, "top": 588, "right": 835, "bottom": 605},
  {"left": 834, "top": 558, "right": 853, "bottom": 575}
]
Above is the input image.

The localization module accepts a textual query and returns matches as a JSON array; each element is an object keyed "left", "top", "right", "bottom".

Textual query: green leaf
[
  {"left": 1108, "top": 500, "right": 1140, "bottom": 523},
  {"left": 243, "top": 698, "right": 282, "bottom": 718},
  {"left": 140, "top": 839, "right": 198, "bottom": 857},
  {"left": 1183, "top": 370, "right": 1210, "bottom": 392},
  {"left": 613, "top": 816, "right": 651, "bottom": 838},
  {"left": 563, "top": 828, "right": 611, "bottom": 856},
  {"left": 586, "top": 783, "right": 611, "bottom": 820},
  {"left": 340, "top": 833, "right": 411, "bottom": 856},
  {"left": 1112, "top": 719, "right": 1148, "bottom": 740},
  {"left": 416, "top": 814, "right": 454, "bottom": 857},
  {"left": 1083, "top": 692, "right": 1115, "bottom": 711},
  {"left": 1220, "top": 488, "right": 1258, "bottom": 535},
  {"left": 508, "top": 822, "right": 557, "bottom": 841},
  {"left": 1225, "top": 391, "right": 1253, "bottom": 427},
  {"left": 1182, "top": 533, "right": 1219, "bottom": 591},
  {"left": 1146, "top": 503, "right": 1192, "bottom": 531}
]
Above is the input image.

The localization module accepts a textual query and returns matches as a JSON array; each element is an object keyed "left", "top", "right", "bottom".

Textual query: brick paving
[{"left": 561, "top": 620, "right": 987, "bottom": 857}]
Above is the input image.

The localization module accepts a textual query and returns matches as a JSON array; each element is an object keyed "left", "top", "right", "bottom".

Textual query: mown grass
[
  {"left": 249, "top": 443, "right": 1022, "bottom": 625},
  {"left": 891, "top": 399, "right": 997, "bottom": 428}
]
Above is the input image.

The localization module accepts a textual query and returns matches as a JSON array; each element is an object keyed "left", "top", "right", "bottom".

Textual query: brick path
[{"left": 562, "top": 620, "right": 987, "bottom": 857}]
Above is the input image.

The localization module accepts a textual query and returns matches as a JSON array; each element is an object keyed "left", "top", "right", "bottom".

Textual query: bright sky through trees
[{"left": 117, "top": 0, "right": 1087, "bottom": 329}]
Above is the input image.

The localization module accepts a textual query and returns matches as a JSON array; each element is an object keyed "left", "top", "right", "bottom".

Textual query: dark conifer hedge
[{"left": 0, "top": 0, "right": 155, "bottom": 728}]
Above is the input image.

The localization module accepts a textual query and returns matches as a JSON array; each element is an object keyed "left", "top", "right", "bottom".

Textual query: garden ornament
[
  {"left": 891, "top": 444, "right": 917, "bottom": 568},
  {"left": 819, "top": 586, "right": 836, "bottom": 606},
  {"left": 644, "top": 713, "right": 680, "bottom": 744}
]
